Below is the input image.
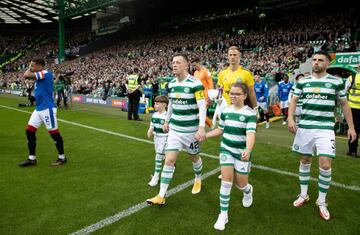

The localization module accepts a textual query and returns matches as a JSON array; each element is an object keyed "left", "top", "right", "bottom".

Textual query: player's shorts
[
  {"left": 257, "top": 101, "right": 268, "bottom": 112},
  {"left": 154, "top": 135, "right": 167, "bottom": 155},
  {"left": 280, "top": 100, "right": 289, "bottom": 109},
  {"left": 292, "top": 128, "right": 336, "bottom": 158},
  {"left": 165, "top": 130, "right": 200, "bottom": 155},
  {"left": 219, "top": 152, "right": 251, "bottom": 174},
  {"left": 295, "top": 106, "right": 302, "bottom": 116},
  {"left": 28, "top": 108, "right": 58, "bottom": 131}
]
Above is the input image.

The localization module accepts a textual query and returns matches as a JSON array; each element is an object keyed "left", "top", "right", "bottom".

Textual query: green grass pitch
[{"left": 1, "top": 94, "right": 359, "bottom": 235}]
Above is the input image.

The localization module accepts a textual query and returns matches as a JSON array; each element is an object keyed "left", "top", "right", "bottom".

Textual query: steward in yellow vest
[
  {"left": 346, "top": 64, "right": 360, "bottom": 157},
  {"left": 126, "top": 68, "right": 142, "bottom": 121}
]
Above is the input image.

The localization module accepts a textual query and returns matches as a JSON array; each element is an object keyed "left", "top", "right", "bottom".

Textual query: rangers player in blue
[
  {"left": 254, "top": 73, "right": 270, "bottom": 128},
  {"left": 277, "top": 74, "right": 293, "bottom": 125},
  {"left": 18, "top": 58, "right": 67, "bottom": 167}
]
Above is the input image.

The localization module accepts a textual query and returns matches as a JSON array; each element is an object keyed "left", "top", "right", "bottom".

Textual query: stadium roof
[
  {"left": 0, "top": 0, "right": 59, "bottom": 24},
  {"left": 0, "top": 0, "right": 332, "bottom": 25},
  {"left": 0, "top": 0, "right": 100, "bottom": 24}
]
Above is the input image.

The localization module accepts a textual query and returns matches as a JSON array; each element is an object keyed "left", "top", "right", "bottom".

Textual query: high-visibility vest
[
  {"left": 128, "top": 74, "right": 139, "bottom": 90},
  {"left": 348, "top": 74, "right": 360, "bottom": 109},
  {"left": 143, "top": 83, "right": 153, "bottom": 96},
  {"left": 160, "top": 81, "right": 167, "bottom": 90}
]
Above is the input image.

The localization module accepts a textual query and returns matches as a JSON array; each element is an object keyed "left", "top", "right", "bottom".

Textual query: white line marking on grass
[
  {"left": 2, "top": 104, "right": 360, "bottom": 193},
  {"left": 69, "top": 167, "right": 220, "bottom": 235},
  {"left": 2, "top": 104, "right": 360, "bottom": 233},
  {"left": 0, "top": 105, "right": 153, "bottom": 144}
]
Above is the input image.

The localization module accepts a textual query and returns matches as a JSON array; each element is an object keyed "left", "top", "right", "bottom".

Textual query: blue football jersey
[
  {"left": 254, "top": 80, "right": 269, "bottom": 102},
  {"left": 277, "top": 81, "right": 293, "bottom": 102},
  {"left": 34, "top": 70, "right": 56, "bottom": 111}
]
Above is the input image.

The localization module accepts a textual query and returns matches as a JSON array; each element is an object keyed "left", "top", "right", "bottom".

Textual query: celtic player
[
  {"left": 146, "top": 54, "right": 207, "bottom": 205},
  {"left": 288, "top": 51, "right": 356, "bottom": 221}
]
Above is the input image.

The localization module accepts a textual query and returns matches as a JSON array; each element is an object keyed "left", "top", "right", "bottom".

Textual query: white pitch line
[
  {"left": 1, "top": 104, "right": 359, "bottom": 192},
  {"left": 69, "top": 167, "right": 220, "bottom": 235},
  {"left": 2, "top": 104, "right": 360, "bottom": 234},
  {"left": 0, "top": 105, "right": 153, "bottom": 144}
]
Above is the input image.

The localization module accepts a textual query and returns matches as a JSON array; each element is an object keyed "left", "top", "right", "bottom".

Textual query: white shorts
[
  {"left": 28, "top": 108, "right": 58, "bottom": 131},
  {"left": 165, "top": 130, "right": 200, "bottom": 155},
  {"left": 292, "top": 128, "right": 336, "bottom": 158},
  {"left": 154, "top": 135, "right": 167, "bottom": 155},
  {"left": 219, "top": 153, "right": 251, "bottom": 174},
  {"left": 295, "top": 106, "right": 302, "bottom": 116},
  {"left": 280, "top": 100, "right": 289, "bottom": 109},
  {"left": 257, "top": 101, "right": 268, "bottom": 112}
]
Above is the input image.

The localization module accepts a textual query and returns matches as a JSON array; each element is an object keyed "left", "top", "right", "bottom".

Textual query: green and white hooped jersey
[
  {"left": 219, "top": 105, "right": 257, "bottom": 160},
  {"left": 293, "top": 74, "right": 346, "bottom": 130},
  {"left": 150, "top": 111, "right": 168, "bottom": 137},
  {"left": 168, "top": 75, "right": 204, "bottom": 133}
]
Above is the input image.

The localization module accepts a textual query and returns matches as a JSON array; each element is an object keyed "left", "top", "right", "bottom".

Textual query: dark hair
[
  {"left": 173, "top": 54, "right": 189, "bottom": 63},
  {"left": 254, "top": 70, "right": 262, "bottom": 76},
  {"left": 313, "top": 50, "right": 331, "bottom": 62},
  {"left": 191, "top": 57, "right": 200, "bottom": 64},
  {"left": 32, "top": 58, "right": 45, "bottom": 67},
  {"left": 155, "top": 95, "right": 169, "bottom": 105},
  {"left": 295, "top": 73, "right": 304, "bottom": 81},
  {"left": 230, "top": 82, "right": 253, "bottom": 108}
]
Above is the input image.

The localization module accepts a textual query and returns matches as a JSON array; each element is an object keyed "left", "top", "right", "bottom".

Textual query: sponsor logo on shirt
[
  {"left": 173, "top": 99, "right": 188, "bottom": 105},
  {"left": 305, "top": 93, "right": 328, "bottom": 99}
]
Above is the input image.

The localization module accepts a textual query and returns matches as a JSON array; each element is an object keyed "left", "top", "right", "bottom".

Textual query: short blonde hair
[{"left": 228, "top": 46, "right": 241, "bottom": 53}]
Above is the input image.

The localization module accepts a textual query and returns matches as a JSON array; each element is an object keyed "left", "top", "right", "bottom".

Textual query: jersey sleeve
[
  {"left": 293, "top": 81, "right": 303, "bottom": 97},
  {"left": 217, "top": 70, "right": 224, "bottom": 87},
  {"left": 205, "top": 70, "right": 214, "bottom": 89},
  {"left": 35, "top": 70, "right": 52, "bottom": 80},
  {"left": 246, "top": 115, "right": 257, "bottom": 133},
  {"left": 218, "top": 111, "right": 225, "bottom": 129},
  {"left": 244, "top": 71, "right": 254, "bottom": 87},
  {"left": 263, "top": 82, "right": 269, "bottom": 99},
  {"left": 194, "top": 83, "right": 205, "bottom": 101},
  {"left": 336, "top": 79, "right": 347, "bottom": 100}
]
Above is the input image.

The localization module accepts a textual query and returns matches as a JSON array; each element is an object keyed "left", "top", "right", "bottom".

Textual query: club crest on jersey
[
  {"left": 325, "top": 83, "right": 332, "bottom": 88},
  {"left": 313, "top": 87, "right": 321, "bottom": 94},
  {"left": 184, "top": 87, "right": 190, "bottom": 93},
  {"left": 239, "top": 116, "right": 245, "bottom": 121},
  {"left": 236, "top": 78, "right": 243, "bottom": 83},
  {"left": 220, "top": 154, "right": 227, "bottom": 161},
  {"left": 293, "top": 144, "right": 299, "bottom": 150}
]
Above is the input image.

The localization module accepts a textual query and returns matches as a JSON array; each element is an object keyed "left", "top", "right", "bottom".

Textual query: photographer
[
  {"left": 18, "top": 80, "right": 35, "bottom": 107},
  {"left": 27, "top": 82, "right": 35, "bottom": 106},
  {"left": 54, "top": 70, "right": 68, "bottom": 108}
]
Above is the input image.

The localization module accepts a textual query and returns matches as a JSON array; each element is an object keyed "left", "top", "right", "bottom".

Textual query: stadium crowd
[{"left": 0, "top": 6, "right": 359, "bottom": 98}]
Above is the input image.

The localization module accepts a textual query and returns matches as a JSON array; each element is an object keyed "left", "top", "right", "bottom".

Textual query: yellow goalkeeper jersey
[{"left": 217, "top": 66, "right": 254, "bottom": 105}]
